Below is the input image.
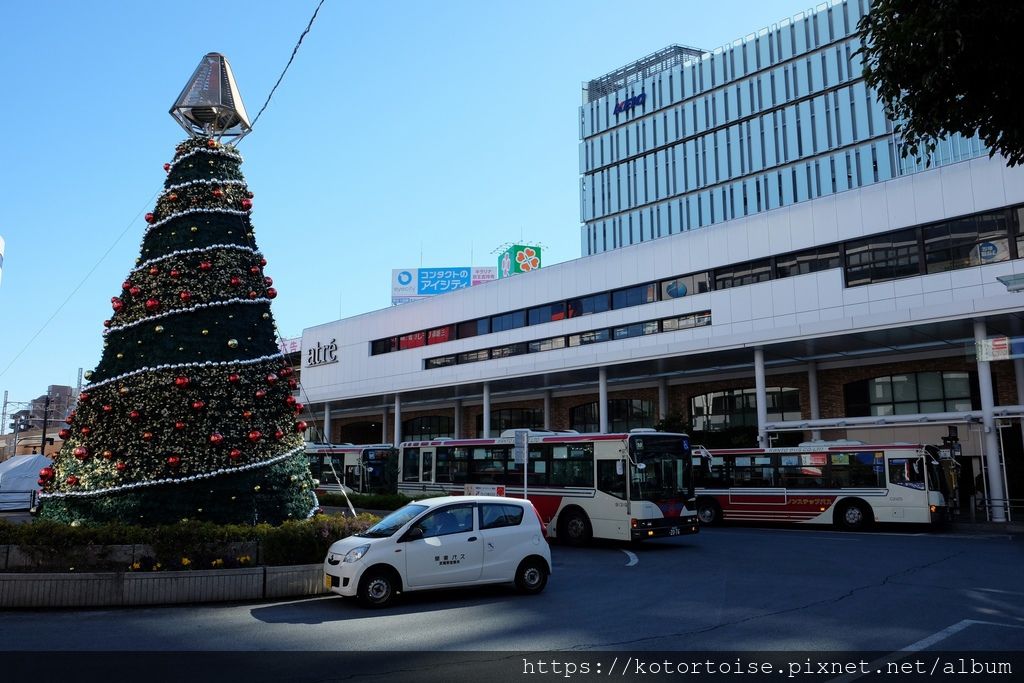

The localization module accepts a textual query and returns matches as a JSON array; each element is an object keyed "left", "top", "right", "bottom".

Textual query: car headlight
[{"left": 343, "top": 544, "right": 370, "bottom": 563}]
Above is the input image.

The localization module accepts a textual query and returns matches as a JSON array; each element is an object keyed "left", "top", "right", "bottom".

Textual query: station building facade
[{"left": 299, "top": 0, "right": 1024, "bottom": 521}]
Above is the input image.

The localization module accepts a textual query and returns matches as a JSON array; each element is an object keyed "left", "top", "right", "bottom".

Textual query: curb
[{"left": 0, "top": 563, "right": 327, "bottom": 609}]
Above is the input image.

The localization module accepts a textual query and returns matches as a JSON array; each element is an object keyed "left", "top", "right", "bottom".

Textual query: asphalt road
[{"left": 2, "top": 525, "right": 1021, "bottom": 653}]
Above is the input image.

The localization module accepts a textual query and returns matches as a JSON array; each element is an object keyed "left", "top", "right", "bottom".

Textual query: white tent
[{"left": 0, "top": 454, "right": 51, "bottom": 511}]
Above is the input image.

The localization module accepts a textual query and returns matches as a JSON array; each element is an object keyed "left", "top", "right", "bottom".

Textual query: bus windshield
[
  {"left": 357, "top": 503, "right": 428, "bottom": 538},
  {"left": 630, "top": 434, "right": 692, "bottom": 503}
]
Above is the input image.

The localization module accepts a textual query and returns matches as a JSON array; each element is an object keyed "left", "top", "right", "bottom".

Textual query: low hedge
[{"left": 0, "top": 513, "right": 378, "bottom": 572}]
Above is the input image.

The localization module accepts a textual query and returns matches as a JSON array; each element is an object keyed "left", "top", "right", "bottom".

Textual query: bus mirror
[
  {"left": 402, "top": 526, "right": 424, "bottom": 542},
  {"left": 636, "top": 463, "right": 647, "bottom": 470}
]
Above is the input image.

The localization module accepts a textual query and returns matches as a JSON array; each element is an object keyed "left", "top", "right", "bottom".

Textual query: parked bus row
[{"left": 305, "top": 431, "right": 959, "bottom": 541}]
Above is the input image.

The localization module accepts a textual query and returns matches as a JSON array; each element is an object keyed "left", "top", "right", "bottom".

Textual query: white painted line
[
  {"left": 900, "top": 619, "right": 1024, "bottom": 652},
  {"left": 621, "top": 549, "right": 638, "bottom": 567}
]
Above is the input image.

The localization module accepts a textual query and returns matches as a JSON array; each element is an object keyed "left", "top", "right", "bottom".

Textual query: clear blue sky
[{"left": 0, "top": 0, "right": 805, "bottom": 413}]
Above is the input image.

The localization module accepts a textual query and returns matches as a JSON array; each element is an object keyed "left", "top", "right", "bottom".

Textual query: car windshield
[{"left": 357, "top": 503, "right": 429, "bottom": 538}]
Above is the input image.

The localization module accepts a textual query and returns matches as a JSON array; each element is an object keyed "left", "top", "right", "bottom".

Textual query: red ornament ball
[
  {"left": 247, "top": 430, "right": 262, "bottom": 442},
  {"left": 167, "top": 456, "right": 181, "bottom": 468},
  {"left": 227, "top": 373, "right": 240, "bottom": 384},
  {"left": 209, "top": 433, "right": 224, "bottom": 446},
  {"left": 295, "top": 421, "right": 308, "bottom": 432},
  {"left": 101, "top": 450, "right": 114, "bottom": 460},
  {"left": 65, "top": 412, "right": 76, "bottom": 425},
  {"left": 170, "top": 269, "right": 180, "bottom": 278},
  {"left": 163, "top": 162, "right": 171, "bottom": 172},
  {"left": 168, "top": 193, "right": 178, "bottom": 202},
  {"left": 280, "top": 367, "right": 293, "bottom": 378},
  {"left": 199, "top": 261, "right": 212, "bottom": 272},
  {"left": 111, "top": 297, "right": 124, "bottom": 312},
  {"left": 264, "top": 276, "right": 273, "bottom": 286},
  {"left": 212, "top": 188, "right": 224, "bottom": 198},
  {"left": 73, "top": 446, "right": 89, "bottom": 460},
  {"left": 179, "top": 291, "right": 192, "bottom": 303},
  {"left": 241, "top": 198, "right": 253, "bottom": 210},
  {"left": 79, "top": 392, "right": 90, "bottom": 402},
  {"left": 149, "top": 266, "right": 159, "bottom": 275},
  {"left": 242, "top": 410, "right": 253, "bottom": 420},
  {"left": 115, "top": 461, "right": 127, "bottom": 472},
  {"left": 287, "top": 379, "right": 298, "bottom": 390},
  {"left": 145, "top": 298, "right": 160, "bottom": 312},
  {"left": 103, "top": 319, "right": 112, "bottom": 328},
  {"left": 122, "top": 280, "right": 132, "bottom": 290},
  {"left": 142, "top": 431, "right": 154, "bottom": 442},
  {"left": 191, "top": 400, "right": 206, "bottom": 411},
  {"left": 207, "top": 139, "right": 217, "bottom": 148},
  {"left": 266, "top": 287, "right": 278, "bottom": 299},
  {"left": 80, "top": 426, "right": 91, "bottom": 436},
  {"left": 145, "top": 213, "right": 155, "bottom": 224},
  {"left": 294, "top": 402, "right": 304, "bottom": 413},
  {"left": 174, "top": 376, "right": 190, "bottom": 388},
  {"left": 102, "top": 404, "right": 113, "bottom": 413},
  {"left": 129, "top": 286, "right": 141, "bottom": 296},
  {"left": 66, "top": 475, "right": 79, "bottom": 486},
  {"left": 248, "top": 290, "right": 258, "bottom": 299},
  {"left": 58, "top": 428, "right": 71, "bottom": 440},
  {"left": 274, "top": 430, "right": 285, "bottom": 441},
  {"left": 39, "top": 467, "right": 55, "bottom": 480},
  {"left": 284, "top": 396, "right": 296, "bottom": 407},
  {"left": 250, "top": 266, "right": 260, "bottom": 275},
  {"left": 230, "top": 276, "right": 241, "bottom": 287},
  {"left": 255, "top": 389, "right": 267, "bottom": 399},
  {"left": 129, "top": 410, "right": 141, "bottom": 422},
  {"left": 260, "top": 257, "right": 267, "bottom": 267},
  {"left": 229, "top": 449, "right": 242, "bottom": 461},
  {"left": 174, "top": 421, "right": 186, "bottom": 431}
]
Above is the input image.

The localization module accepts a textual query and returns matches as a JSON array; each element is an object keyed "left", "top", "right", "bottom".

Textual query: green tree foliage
[{"left": 857, "top": 0, "right": 1024, "bottom": 166}]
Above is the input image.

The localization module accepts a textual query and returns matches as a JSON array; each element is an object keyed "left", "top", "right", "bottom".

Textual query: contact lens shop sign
[{"left": 391, "top": 267, "right": 497, "bottom": 305}]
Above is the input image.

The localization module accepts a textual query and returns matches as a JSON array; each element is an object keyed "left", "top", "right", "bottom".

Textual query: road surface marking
[{"left": 621, "top": 549, "right": 638, "bottom": 567}]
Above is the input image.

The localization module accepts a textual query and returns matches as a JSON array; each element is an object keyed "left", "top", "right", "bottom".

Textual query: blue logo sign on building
[{"left": 613, "top": 93, "right": 646, "bottom": 115}]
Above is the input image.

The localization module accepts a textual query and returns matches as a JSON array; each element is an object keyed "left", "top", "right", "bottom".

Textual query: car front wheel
[
  {"left": 357, "top": 569, "right": 397, "bottom": 608},
  {"left": 515, "top": 558, "right": 548, "bottom": 594}
]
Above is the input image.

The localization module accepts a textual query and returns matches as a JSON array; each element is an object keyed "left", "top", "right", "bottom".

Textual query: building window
[
  {"left": 660, "top": 272, "right": 711, "bottom": 299},
  {"left": 527, "top": 302, "right": 567, "bottom": 325},
  {"left": 844, "top": 371, "right": 977, "bottom": 417},
  {"left": 490, "top": 343, "right": 528, "bottom": 359},
  {"left": 662, "top": 311, "right": 711, "bottom": 331},
  {"left": 457, "top": 318, "right": 489, "bottom": 339},
  {"left": 425, "top": 355, "right": 457, "bottom": 369},
  {"left": 570, "top": 399, "right": 655, "bottom": 433},
  {"left": 613, "top": 321, "right": 659, "bottom": 340},
  {"left": 567, "top": 292, "right": 611, "bottom": 318},
  {"left": 457, "top": 349, "right": 490, "bottom": 364},
  {"left": 714, "top": 259, "right": 772, "bottom": 290},
  {"left": 371, "top": 337, "right": 398, "bottom": 355},
  {"left": 924, "top": 212, "right": 1010, "bottom": 273},
  {"left": 844, "top": 227, "right": 920, "bottom": 286},
  {"left": 402, "top": 416, "right": 453, "bottom": 441},
  {"left": 491, "top": 310, "right": 526, "bottom": 333},
  {"left": 774, "top": 244, "right": 841, "bottom": 278},
  {"left": 690, "top": 387, "right": 801, "bottom": 431},
  {"left": 427, "top": 325, "right": 455, "bottom": 345},
  {"left": 398, "top": 331, "right": 426, "bottom": 350},
  {"left": 612, "top": 283, "right": 658, "bottom": 309},
  {"left": 476, "top": 408, "right": 544, "bottom": 438},
  {"left": 568, "top": 329, "right": 611, "bottom": 346},
  {"left": 529, "top": 336, "right": 567, "bottom": 352}
]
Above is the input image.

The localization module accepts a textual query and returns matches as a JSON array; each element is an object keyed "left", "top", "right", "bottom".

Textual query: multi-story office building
[
  {"left": 579, "top": 1, "right": 984, "bottom": 255},
  {"left": 298, "top": 0, "right": 1024, "bottom": 522}
]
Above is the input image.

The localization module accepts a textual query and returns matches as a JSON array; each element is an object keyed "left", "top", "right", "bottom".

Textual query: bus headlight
[{"left": 343, "top": 544, "right": 370, "bottom": 563}]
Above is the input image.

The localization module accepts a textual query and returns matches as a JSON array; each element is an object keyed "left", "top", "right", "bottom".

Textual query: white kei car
[{"left": 323, "top": 495, "right": 551, "bottom": 607}]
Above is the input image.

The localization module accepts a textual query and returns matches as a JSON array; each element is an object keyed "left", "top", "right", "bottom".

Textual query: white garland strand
[
  {"left": 105, "top": 297, "right": 271, "bottom": 334},
  {"left": 162, "top": 178, "right": 247, "bottom": 197},
  {"left": 144, "top": 207, "right": 251, "bottom": 235},
  {"left": 40, "top": 445, "right": 305, "bottom": 500},
  {"left": 84, "top": 352, "right": 287, "bottom": 391},
  {"left": 167, "top": 145, "right": 242, "bottom": 173},
  {"left": 132, "top": 243, "right": 262, "bottom": 272},
  {"left": 307, "top": 491, "right": 321, "bottom": 519}
]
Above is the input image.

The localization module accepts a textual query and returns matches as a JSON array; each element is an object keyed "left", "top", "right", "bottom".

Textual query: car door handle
[{"left": 467, "top": 536, "right": 477, "bottom": 542}]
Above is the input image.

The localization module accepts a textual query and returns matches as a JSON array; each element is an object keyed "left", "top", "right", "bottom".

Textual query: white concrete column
[
  {"left": 322, "top": 402, "right": 332, "bottom": 444},
  {"left": 754, "top": 347, "right": 768, "bottom": 446},
  {"left": 974, "top": 320, "right": 1007, "bottom": 522},
  {"left": 807, "top": 362, "right": 821, "bottom": 441},
  {"left": 482, "top": 383, "right": 491, "bottom": 438},
  {"left": 453, "top": 399, "right": 462, "bottom": 439},
  {"left": 658, "top": 377, "right": 669, "bottom": 423},
  {"left": 543, "top": 390, "right": 552, "bottom": 430},
  {"left": 1015, "top": 358, "right": 1024, "bottom": 451},
  {"left": 393, "top": 394, "right": 402, "bottom": 447},
  {"left": 381, "top": 407, "right": 388, "bottom": 444},
  {"left": 598, "top": 367, "right": 609, "bottom": 433}
]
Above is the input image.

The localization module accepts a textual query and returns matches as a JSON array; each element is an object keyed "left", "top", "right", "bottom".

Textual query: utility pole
[
  {"left": 1, "top": 389, "right": 7, "bottom": 437},
  {"left": 38, "top": 392, "right": 51, "bottom": 457}
]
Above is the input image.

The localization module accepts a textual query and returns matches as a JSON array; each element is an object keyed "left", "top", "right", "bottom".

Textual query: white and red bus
[
  {"left": 692, "top": 443, "right": 959, "bottom": 530},
  {"left": 305, "top": 443, "right": 398, "bottom": 495},
  {"left": 397, "top": 430, "right": 699, "bottom": 543}
]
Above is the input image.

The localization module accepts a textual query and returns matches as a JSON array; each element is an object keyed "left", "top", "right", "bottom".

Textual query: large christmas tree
[{"left": 38, "top": 55, "right": 316, "bottom": 525}]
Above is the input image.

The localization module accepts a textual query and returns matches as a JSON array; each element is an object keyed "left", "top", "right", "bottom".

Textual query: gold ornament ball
[
  {"left": 262, "top": 313, "right": 270, "bottom": 320},
  {"left": 253, "top": 485, "right": 261, "bottom": 492},
  {"left": 178, "top": 346, "right": 185, "bottom": 351},
  {"left": 191, "top": 226, "right": 198, "bottom": 233},
  {"left": 118, "top": 387, "right": 129, "bottom": 395},
  {"left": 83, "top": 371, "right": 93, "bottom": 380},
  {"left": 116, "top": 353, "right": 124, "bottom": 359},
  {"left": 202, "top": 329, "right": 209, "bottom": 336},
  {"left": 227, "top": 339, "right": 239, "bottom": 349},
  {"left": 155, "top": 325, "right": 164, "bottom": 333}
]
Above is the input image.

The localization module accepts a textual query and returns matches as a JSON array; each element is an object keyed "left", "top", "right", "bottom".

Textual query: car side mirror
[{"left": 402, "top": 526, "right": 424, "bottom": 542}]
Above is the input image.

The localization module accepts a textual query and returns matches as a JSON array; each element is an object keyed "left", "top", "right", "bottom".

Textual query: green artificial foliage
[
  {"left": 857, "top": 0, "right": 1024, "bottom": 166},
  {"left": 38, "top": 137, "right": 316, "bottom": 526}
]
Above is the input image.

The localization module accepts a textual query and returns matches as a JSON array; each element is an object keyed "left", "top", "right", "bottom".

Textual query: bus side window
[
  {"left": 402, "top": 448, "right": 421, "bottom": 482},
  {"left": 597, "top": 460, "right": 626, "bottom": 498}
]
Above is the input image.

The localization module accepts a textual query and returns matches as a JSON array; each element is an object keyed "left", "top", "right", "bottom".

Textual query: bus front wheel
[
  {"left": 697, "top": 499, "right": 721, "bottom": 526},
  {"left": 559, "top": 509, "right": 592, "bottom": 545},
  {"left": 836, "top": 500, "right": 871, "bottom": 531}
]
